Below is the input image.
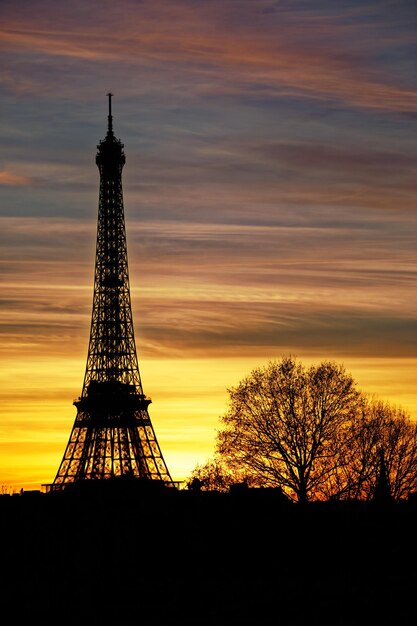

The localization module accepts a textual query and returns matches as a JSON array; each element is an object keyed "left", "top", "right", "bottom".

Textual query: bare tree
[
  {"left": 0, "top": 483, "right": 16, "bottom": 495},
  {"left": 186, "top": 457, "right": 233, "bottom": 492},
  {"left": 342, "top": 399, "right": 417, "bottom": 500},
  {"left": 317, "top": 397, "right": 379, "bottom": 501},
  {"left": 215, "top": 357, "right": 360, "bottom": 502}
]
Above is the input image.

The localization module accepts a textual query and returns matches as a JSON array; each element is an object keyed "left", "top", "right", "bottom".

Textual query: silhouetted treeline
[
  {"left": 189, "top": 357, "right": 417, "bottom": 503},
  {"left": 2, "top": 483, "right": 417, "bottom": 625}
]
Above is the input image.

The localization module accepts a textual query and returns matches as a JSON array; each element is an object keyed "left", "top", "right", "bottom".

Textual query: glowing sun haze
[{"left": 1, "top": 0, "right": 416, "bottom": 490}]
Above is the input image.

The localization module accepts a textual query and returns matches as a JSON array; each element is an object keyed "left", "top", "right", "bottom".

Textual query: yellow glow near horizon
[{"left": 0, "top": 352, "right": 415, "bottom": 492}]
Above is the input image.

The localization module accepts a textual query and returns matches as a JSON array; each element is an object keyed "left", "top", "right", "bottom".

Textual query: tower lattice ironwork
[{"left": 52, "top": 95, "right": 173, "bottom": 489}]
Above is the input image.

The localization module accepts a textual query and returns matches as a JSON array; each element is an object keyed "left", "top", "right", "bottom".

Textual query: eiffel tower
[{"left": 51, "top": 95, "right": 173, "bottom": 490}]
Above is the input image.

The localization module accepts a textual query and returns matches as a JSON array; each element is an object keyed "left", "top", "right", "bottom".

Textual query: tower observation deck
[{"left": 50, "top": 95, "right": 174, "bottom": 490}]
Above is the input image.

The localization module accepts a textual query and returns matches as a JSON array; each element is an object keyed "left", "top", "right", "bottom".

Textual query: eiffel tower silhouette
[{"left": 50, "top": 95, "right": 173, "bottom": 490}]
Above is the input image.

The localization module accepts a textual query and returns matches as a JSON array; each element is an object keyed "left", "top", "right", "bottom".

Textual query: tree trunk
[{"left": 298, "top": 478, "right": 308, "bottom": 504}]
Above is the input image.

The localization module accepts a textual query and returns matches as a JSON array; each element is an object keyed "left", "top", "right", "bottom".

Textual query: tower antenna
[{"left": 107, "top": 92, "right": 113, "bottom": 134}]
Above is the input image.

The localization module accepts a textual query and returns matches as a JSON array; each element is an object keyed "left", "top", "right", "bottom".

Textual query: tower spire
[
  {"left": 107, "top": 92, "right": 113, "bottom": 136},
  {"left": 50, "top": 99, "right": 174, "bottom": 490}
]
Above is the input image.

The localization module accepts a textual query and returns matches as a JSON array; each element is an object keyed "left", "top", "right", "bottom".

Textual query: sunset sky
[{"left": 1, "top": 0, "right": 416, "bottom": 490}]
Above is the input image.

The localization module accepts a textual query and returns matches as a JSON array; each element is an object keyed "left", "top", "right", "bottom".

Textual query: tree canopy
[{"left": 189, "top": 357, "right": 417, "bottom": 503}]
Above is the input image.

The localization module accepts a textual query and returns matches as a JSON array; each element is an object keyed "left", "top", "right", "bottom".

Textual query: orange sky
[{"left": 1, "top": 0, "right": 416, "bottom": 491}]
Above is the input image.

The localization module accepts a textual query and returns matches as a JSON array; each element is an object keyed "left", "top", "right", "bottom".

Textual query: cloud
[
  {"left": 0, "top": 171, "right": 32, "bottom": 186},
  {"left": 1, "top": 214, "right": 415, "bottom": 365},
  {"left": 134, "top": 298, "right": 417, "bottom": 359},
  {"left": 1, "top": 0, "right": 417, "bottom": 112}
]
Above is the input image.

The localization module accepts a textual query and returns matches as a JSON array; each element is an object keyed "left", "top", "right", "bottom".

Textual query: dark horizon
[{"left": 2, "top": 482, "right": 417, "bottom": 625}]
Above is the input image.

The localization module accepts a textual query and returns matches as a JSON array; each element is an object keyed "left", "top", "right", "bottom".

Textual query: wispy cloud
[
  {"left": 2, "top": 1, "right": 417, "bottom": 112},
  {"left": 1, "top": 216, "right": 415, "bottom": 366},
  {"left": 0, "top": 171, "right": 32, "bottom": 186}
]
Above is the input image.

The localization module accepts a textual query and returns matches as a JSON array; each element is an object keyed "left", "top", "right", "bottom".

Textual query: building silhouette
[{"left": 50, "top": 95, "right": 173, "bottom": 490}]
